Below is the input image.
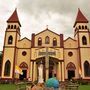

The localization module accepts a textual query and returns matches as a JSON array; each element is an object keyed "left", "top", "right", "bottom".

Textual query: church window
[
  {"left": 19, "top": 62, "right": 28, "bottom": 69},
  {"left": 45, "top": 36, "right": 50, "bottom": 44},
  {"left": 14, "top": 25, "right": 16, "bottom": 29},
  {"left": 66, "top": 62, "right": 76, "bottom": 70},
  {"left": 22, "top": 51, "right": 27, "bottom": 56},
  {"left": 68, "top": 52, "right": 73, "bottom": 57},
  {"left": 8, "top": 25, "right": 10, "bottom": 29},
  {"left": 53, "top": 38, "right": 57, "bottom": 46},
  {"left": 82, "top": 36, "right": 87, "bottom": 45},
  {"left": 8, "top": 35, "right": 13, "bottom": 44},
  {"left": 79, "top": 25, "right": 81, "bottom": 29},
  {"left": 82, "top": 25, "right": 84, "bottom": 29},
  {"left": 4, "top": 60, "right": 11, "bottom": 76},
  {"left": 84, "top": 61, "right": 90, "bottom": 77},
  {"left": 85, "top": 26, "right": 87, "bottom": 29},
  {"left": 38, "top": 37, "right": 42, "bottom": 46},
  {"left": 11, "top": 25, "right": 13, "bottom": 29}
]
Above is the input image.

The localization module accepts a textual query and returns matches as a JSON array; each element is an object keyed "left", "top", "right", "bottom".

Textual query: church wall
[
  {"left": 17, "top": 48, "right": 31, "bottom": 78},
  {"left": 4, "top": 32, "right": 16, "bottom": 46},
  {"left": 64, "top": 39, "right": 79, "bottom": 79},
  {"left": 2, "top": 9, "right": 90, "bottom": 82},
  {"left": 18, "top": 39, "right": 31, "bottom": 48},
  {"left": 78, "top": 33, "right": 90, "bottom": 47},
  {"left": 64, "top": 49, "right": 79, "bottom": 79},
  {"left": 31, "top": 48, "right": 63, "bottom": 60},
  {"left": 2, "top": 48, "right": 15, "bottom": 78},
  {"left": 35, "top": 30, "right": 60, "bottom": 47},
  {"left": 64, "top": 38, "right": 78, "bottom": 48},
  {"left": 80, "top": 48, "right": 90, "bottom": 79}
]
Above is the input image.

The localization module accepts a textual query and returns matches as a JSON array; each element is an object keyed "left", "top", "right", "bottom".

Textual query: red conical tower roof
[
  {"left": 73, "top": 9, "right": 88, "bottom": 27},
  {"left": 7, "top": 9, "right": 21, "bottom": 26}
]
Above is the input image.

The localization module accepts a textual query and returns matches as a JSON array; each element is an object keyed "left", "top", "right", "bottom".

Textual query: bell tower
[
  {"left": 1, "top": 9, "right": 21, "bottom": 81},
  {"left": 74, "top": 9, "right": 90, "bottom": 79},
  {"left": 74, "top": 8, "right": 89, "bottom": 47}
]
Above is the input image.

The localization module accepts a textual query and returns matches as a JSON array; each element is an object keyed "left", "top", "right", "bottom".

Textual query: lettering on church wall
[{"left": 38, "top": 51, "right": 56, "bottom": 56}]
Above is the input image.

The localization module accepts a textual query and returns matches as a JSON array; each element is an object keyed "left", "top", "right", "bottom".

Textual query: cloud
[
  {"left": 17, "top": 0, "right": 80, "bottom": 38},
  {"left": 17, "top": 0, "right": 90, "bottom": 33},
  {"left": 18, "top": 0, "right": 90, "bottom": 15},
  {"left": 0, "top": 0, "right": 90, "bottom": 51}
]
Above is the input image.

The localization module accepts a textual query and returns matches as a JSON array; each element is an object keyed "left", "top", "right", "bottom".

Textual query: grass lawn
[
  {"left": 0, "top": 84, "right": 90, "bottom": 90},
  {"left": 79, "top": 85, "right": 90, "bottom": 90},
  {"left": 0, "top": 84, "right": 16, "bottom": 90}
]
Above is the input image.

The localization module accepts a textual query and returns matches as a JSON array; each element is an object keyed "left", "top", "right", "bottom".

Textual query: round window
[
  {"left": 68, "top": 52, "right": 73, "bottom": 57},
  {"left": 22, "top": 51, "right": 27, "bottom": 56}
]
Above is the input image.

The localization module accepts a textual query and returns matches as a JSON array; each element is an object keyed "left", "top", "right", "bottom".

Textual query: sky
[{"left": 0, "top": 0, "right": 90, "bottom": 51}]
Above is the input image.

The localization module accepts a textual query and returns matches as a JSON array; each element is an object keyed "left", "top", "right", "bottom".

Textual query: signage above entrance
[{"left": 38, "top": 51, "right": 56, "bottom": 56}]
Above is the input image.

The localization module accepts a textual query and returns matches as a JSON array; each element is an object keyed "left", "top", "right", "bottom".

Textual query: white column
[
  {"left": 33, "top": 62, "right": 36, "bottom": 81},
  {"left": 30, "top": 62, "right": 32, "bottom": 81},
  {"left": 38, "top": 64, "right": 43, "bottom": 83},
  {"left": 62, "top": 62, "right": 65, "bottom": 81},
  {"left": 58, "top": 62, "right": 61, "bottom": 81},
  {"left": 45, "top": 47, "right": 49, "bottom": 81}
]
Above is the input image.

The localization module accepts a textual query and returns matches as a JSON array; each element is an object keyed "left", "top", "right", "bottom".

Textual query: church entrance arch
[
  {"left": 36, "top": 57, "right": 58, "bottom": 81},
  {"left": 66, "top": 62, "right": 76, "bottom": 80},
  {"left": 49, "top": 57, "right": 58, "bottom": 78},
  {"left": 19, "top": 62, "right": 28, "bottom": 80}
]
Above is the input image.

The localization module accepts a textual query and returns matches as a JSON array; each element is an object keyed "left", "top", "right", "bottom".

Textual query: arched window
[
  {"left": 4, "top": 60, "right": 11, "bottom": 76},
  {"left": 79, "top": 25, "right": 81, "bottom": 29},
  {"left": 82, "top": 26, "right": 84, "bottom": 29},
  {"left": 14, "top": 25, "right": 16, "bottom": 29},
  {"left": 45, "top": 36, "right": 50, "bottom": 44},
  {"left": 66, "top": 62, "right": 76, "bottom": 70},
  {"left": 11, "top": 25, "right": 13, "bottom": 29},
  {"left": 85, "top": 26, "right": 87, "bottom": 29},
  {"left": 19, "top": 62, "right": 28, "bottom": 69},
  {"left": 82, "top": 36, "right": 87, "bottom": 45},
  {"left": 8, "top": 35, "right": 13, "bottom": 44},
  {"left": 8, "top": 25, "right": 10, "bottom": 29},
  {"left": 84, "top": 61, "right": 90, "bottom": 76},
  {"left": 53, "top": 38, "right": 57, "bottom": 46},
  {"left": 38, "top": 37, "right": 42, "bottom": 46}
]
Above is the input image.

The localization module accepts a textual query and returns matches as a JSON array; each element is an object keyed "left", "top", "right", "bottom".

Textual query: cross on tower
[{"left": 46, "top": 25, "right": 48, "bottom": 29}]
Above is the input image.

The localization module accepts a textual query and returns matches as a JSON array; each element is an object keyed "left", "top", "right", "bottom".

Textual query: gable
[
  {"left": 18, "top": 37, "right": 31, "bottom": 48},
  {"left": 34, "top": 29, "right": 61, "bottom": 47},
  {"left": 35, "top": 29, "right": 60, "bottom": 36},
  {"left": 64, "top": 37, "right": 78, "bottom": 48}
]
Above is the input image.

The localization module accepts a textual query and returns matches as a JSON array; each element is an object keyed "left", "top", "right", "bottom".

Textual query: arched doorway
[
  {"left": 66, "top": 62, "right": 76, "bottom": 80},
  {"left": 36, "top": 57, "right": 58, "bottom": 81},
  {"left": 19, "top": 62, "right": 28, "bottom": 80},
  {"left": 49, "top": 57, "right": 58, "bottom": 78}
]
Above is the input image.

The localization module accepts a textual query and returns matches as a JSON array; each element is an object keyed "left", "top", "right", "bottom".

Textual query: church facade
[{"left": 1, "top": 9, "right": 90, "bottom": 82}]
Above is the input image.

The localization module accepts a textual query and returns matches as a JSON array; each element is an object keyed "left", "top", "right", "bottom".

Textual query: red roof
[
  {"left": 73, "top": 9, "right": 88, "bottom": 27},
  {"left": 7, "top": 9, "right": 21, "bottom": 26}
]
